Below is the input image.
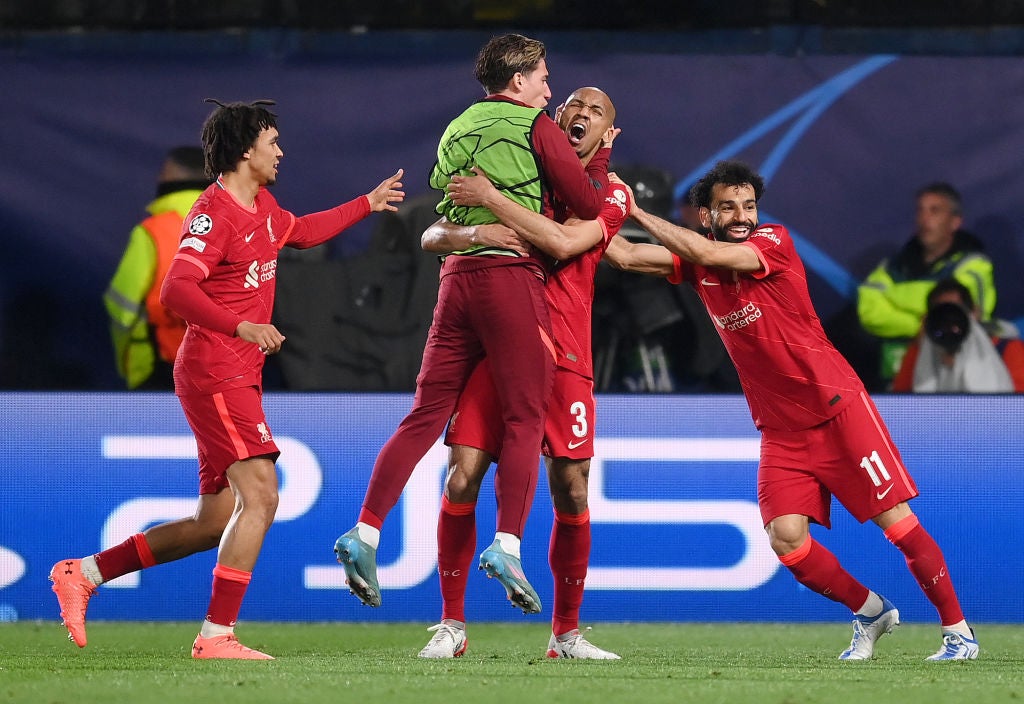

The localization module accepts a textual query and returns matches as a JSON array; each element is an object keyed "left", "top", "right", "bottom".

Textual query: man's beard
[{"left": 711, "top": 220, "right": 757, "bottom": 243}]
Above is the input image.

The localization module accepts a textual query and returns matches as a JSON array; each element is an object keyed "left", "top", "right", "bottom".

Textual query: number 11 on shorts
[{"left": 859, "top": 450, "right": 891, "bottom": 487}]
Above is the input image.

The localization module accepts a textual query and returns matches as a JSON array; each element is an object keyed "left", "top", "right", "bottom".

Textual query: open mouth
[{"left": 568, "top": 120, "right": 587, "bottom": 145}]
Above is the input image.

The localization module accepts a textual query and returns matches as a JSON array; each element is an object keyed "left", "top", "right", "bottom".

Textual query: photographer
[{"left": 893, "top": 278, "right": 1024, "bottom": 393}]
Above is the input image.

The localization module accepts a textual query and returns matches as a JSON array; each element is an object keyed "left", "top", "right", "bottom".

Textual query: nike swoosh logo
[
  {"left": 567, "top": 438, "right": 589, "bottom": 450},
  {"left": 876, "top": 485, "right": 894, "bottom": 500},
  {"left": 245, "top": 231, "right": 256, "bottom": 242},
  {"left": 701, "top": 277, "right": 720, "bottom": 286}
]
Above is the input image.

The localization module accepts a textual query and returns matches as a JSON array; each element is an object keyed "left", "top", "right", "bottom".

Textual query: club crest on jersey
[
  {"left": 188, "top": 213, "right": 213, "bottom": 235},
  {"left": 266, "top": 215, "right": 276, "bottom": 243}
]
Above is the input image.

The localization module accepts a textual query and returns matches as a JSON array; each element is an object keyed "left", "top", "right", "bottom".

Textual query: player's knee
[
  {"left": 766, "top": 521, "right": 807, "bottom": 556},
  {"left": 445, "top": 470, "right": 482, "bottom": 503},
  {"left": 191, "top": 515, "right": 228, "bottom": 550},
  {"left": 551, "top": 482, "right": 588, "bottom": 513},
  {"left": 770, "top": 535, "right": 805, "bottom": 557},
  {"left": 251, "top": 488, "right": 280, "bottom": 522},
  {"left": 234, "top": 482, "right": 279, "bottom": 527}
]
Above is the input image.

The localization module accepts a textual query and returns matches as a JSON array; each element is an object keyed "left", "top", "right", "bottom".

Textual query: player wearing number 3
[
  {"left": 603, "top": 160, "right": 977, "bottom": 661},
  {"left": 416, "top": 87, "right": 624, "bottom": 660}
]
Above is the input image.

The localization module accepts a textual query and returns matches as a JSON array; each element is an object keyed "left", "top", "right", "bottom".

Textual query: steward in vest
[
  {"left": 104, "top": 146, "right": 210, "bottom": 388},
  {"left": 857, "top": 182, "right": 995, "bottom": 386}
]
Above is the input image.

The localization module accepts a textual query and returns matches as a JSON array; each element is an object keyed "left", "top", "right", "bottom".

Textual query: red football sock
[
  {"left": 778, "top": 536, "right": 870, "bottom": 612},
  {"left": 438, "top": 496, "right": 476, "bottom": 623},
  {"left": 206, "top": 563, "right": 252, "bottom": 627},
  {"left": 550, "top": 509, "right": 590, "bottom": 636},
  {"left": 94, "top": 533, "right": 157, "bottom": 581},
  {"left": 885, "top": 514, "right": 965, "bottom": 626},
  {"left": 357, "top": 507, "right": 384, "bottom": 531}
]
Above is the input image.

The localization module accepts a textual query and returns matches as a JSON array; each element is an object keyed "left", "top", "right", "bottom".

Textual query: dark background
[
  {"left": 2, "top": 2, "right": 1022, "bottom": 392},
  {"left": 5, "top": 1, "right": 1024, "bottom": 31}
]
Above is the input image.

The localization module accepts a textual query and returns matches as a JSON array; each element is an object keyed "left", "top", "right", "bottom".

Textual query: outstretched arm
[
  {"left": 288, "top": 169, "right": 407, "bottom": 250},
  {"left": 611, "top": 177, "right": 761, "bottom": 273},
  {"left": 365, "top": 169, "right": 406, "bottom": 213},
  {"left": 448, "top": 167, "right": 603, "bottom": 260},
  {"left": 603, "top": 235, "right": 676, "bottom": 277},
  {"left": 630, "top": 203, "right": 761, "bottom": 272}
]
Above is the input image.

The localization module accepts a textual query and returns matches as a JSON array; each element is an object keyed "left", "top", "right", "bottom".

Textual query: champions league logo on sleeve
[{"left": 188, "top": 214, "right": 213, "bottom": 236}]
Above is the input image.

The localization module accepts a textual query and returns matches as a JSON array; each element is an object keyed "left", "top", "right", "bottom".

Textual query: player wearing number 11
[{"left": 604, "top": 160, "right": 978, "bottom": 662}]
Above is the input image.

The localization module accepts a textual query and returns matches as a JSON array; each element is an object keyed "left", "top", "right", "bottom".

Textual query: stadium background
[{"left": 1, "top": 2, "right": 1022, "bottom": 625}]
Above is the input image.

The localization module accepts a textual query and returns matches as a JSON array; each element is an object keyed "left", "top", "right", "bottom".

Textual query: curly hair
[
  {"left": 473, "top": 34, "right": 546, "bottom": 94},
  {"left": 200, "top": 99, "right": 278, "bottom": 179},
  {"left": 689, "top": 160, "right": 765, "bottom": 209}
]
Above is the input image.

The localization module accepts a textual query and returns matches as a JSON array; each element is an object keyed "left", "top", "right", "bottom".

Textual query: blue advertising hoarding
[{"left": 1, "top": 393, "right": 1020, "bottom": 623}]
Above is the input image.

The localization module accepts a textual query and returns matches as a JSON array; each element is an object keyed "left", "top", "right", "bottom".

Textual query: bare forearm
[
  {"left": 632, "top": 206, "right": 760, "bottom": 272},
  {"left": 604, "top": 235, "right": 675, "bottom": 276},
  {"left": 481, "top": 190, "right": 586, "bottom": 260},
  {"left": 421, "top": 218, "right": 475, "bottom": 253},
  {"left": 421, "top": 216, "right": 527, "bottom": 256},
  {"left": 631, "top": 207, "right": 710, "bottom": 263},
  {"left": 446, "top": 168, "right": 596, "bottom": 258}
]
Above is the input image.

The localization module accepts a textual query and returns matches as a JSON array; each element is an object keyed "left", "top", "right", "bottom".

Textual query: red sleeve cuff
[{"left": 667, "top": 253, "right": 683, "bottom": 284}]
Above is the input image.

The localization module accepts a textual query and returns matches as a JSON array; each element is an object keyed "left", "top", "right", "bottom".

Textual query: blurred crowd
[{"left": 30, "top": 152, "right": 1010, "bottom": 396}]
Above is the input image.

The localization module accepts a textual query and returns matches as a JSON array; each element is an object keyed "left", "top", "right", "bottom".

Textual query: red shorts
[
  {"left": 178, "top": 385, "right": 281, "bottom": 494},
  {"left": 757, "top": 391, "right": 918, "bottom": 527},
  {"left": 446, "top": 360, "right": 596, "bottom": 460},
  {"left": 540, "top": 370, "right": 595, "bottom": 460}
]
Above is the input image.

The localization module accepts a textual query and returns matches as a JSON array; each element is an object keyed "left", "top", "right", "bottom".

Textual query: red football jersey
[
  {"left": 675, "top": 223, "right": 863, "bottom": 431},
  {"left": 165, "top": 181, "right": 369, "bottom": 395},
  {"left": 546, "top": 184, "right": 630, "bottom": 378}
]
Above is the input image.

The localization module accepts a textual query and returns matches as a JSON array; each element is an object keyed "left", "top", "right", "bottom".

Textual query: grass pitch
[{"left": 3, "top": 621, "right": 1022, "bottom": 704}]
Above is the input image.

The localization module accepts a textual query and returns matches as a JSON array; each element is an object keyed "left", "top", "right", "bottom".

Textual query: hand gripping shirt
[
  {"left": 163, "top": 180, "right": 370, "bottom": 395},
  {"left": 672, "top": 224, "right": 864, "bottom": 431}
]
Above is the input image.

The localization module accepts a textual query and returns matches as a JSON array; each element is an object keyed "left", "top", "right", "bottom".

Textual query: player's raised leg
[
  {"left": 51, "top": 492, "right": 232, "bottom": 648},
  {"left": 479, "top": 534, "right": 542, "bottom": 614},
  {"left": 49, "top": 558, "right": 99, "bottom": 647}
]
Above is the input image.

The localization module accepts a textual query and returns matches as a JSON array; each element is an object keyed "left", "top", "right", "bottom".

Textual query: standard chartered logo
[
  {"left": 244, "top": 260, "right": 260, "bottom": 288},
  {"left": 717, "top": 302, "right": 763, "bottom": 331},
  {"left": 244, "top": 260, "right": 278, "bottom": 288}
]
